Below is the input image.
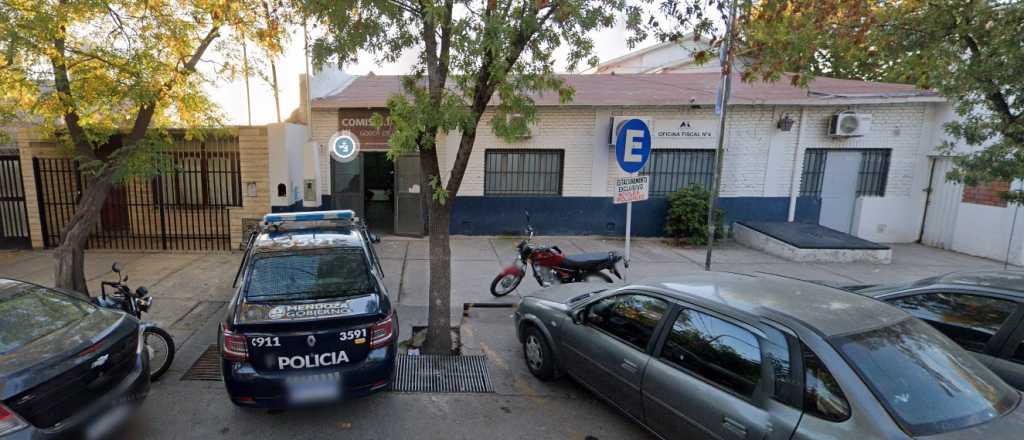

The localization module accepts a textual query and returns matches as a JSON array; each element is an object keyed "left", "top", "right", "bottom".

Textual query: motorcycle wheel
[
  {"left": 583, "top": 272, "right": 614, "bottom": 283},
  {"left": 144, "top": 326, "right": 175, "bottom": 382},
  {"left": 490, "top": 273, "right": 524, "bottom": 297}
]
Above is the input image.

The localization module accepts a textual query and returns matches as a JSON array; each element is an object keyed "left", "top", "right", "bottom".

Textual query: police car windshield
[{"left": 245, "top": 248, "right": 376, "bottom": 302}]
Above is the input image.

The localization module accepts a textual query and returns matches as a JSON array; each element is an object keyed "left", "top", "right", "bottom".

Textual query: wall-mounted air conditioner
[
  {"left": 828, "top": 112, "right": 872, "bottom": 137},
  {"left": 608, "top": 116, "right": 653, "bottom": 145}
]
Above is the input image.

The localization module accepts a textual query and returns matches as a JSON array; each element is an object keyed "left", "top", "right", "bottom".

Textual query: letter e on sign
[{"left": 615, "top": 119, "right": 652, "bottom": 173}]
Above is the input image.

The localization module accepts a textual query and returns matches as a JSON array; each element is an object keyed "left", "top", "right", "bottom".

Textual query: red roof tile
[{"left": 311, "top": 72, "right": 941, "bottom": 108}]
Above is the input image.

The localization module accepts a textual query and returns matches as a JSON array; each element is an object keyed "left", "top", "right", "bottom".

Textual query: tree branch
[
  {"left": 961, "top": 33, "right": 1018, "bottom": 125},
  {"left": 48, "top": 34, "right": 97, "bottom": 162}
]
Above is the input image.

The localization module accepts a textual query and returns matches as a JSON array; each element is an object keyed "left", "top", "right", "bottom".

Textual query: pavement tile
[
  {"left": 671, "top": 241, "right": 788, "bottom": 264},
  {"left": 373, "top": 239, "right": 409, "bottom": 260},
  {"left": 813, "top": 263, "right": 967, "bottom": 285},
  {"left": 451, "top": 237, "right": 501, "bottom": 261}
]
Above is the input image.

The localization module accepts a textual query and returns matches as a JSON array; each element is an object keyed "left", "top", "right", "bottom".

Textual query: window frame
[
  {"left": 799, "top": 148, "right": 892, "bottom": 198},
  {"left": 648, "top": 302, "right": 771, "bottom": 403},
  {"left": 638, "top": 148, "right": 716, "bottom": 197},
  {"left": 883, "top": 288, "right": 1024, "bottom": 356},
  {"left": 483, "top": 149, "right": 564, "bottom": 197},
  {"left": 581, "top": 290, "right": 674, "bottom": 354},
  {"left": 800, "top": 342, "right": 853, "bottom": 423}
]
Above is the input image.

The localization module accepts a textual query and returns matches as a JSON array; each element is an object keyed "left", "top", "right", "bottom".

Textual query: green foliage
[
  {"left": 653, "top": 0, "right": 1024, "bottom": 204},
  {"left": 0, "top": 0, "right": 286, "bottom": 179},
  {"left": 664, "top": 185, "right": 722, "bottom": 246},
  {"left": 304, "top": 0, "right": 647, "bottom": 156}
]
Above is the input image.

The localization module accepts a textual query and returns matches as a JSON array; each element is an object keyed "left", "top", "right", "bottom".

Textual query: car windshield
[
  {"left": 245, "top": 248, "right": 376, "bottom": 302},
  {"left": 834, "top": 318, "right": 1018, "bottom": 436},
  {"left": 0, "top": 282, "right": 94, "bottom": 354}
]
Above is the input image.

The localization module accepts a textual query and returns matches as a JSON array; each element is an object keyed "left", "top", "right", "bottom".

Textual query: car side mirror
[
  {"left": 569, "top": 308, "right": 586, "bottom": 325},
  {"left": 369, "top": 233, "right": 381, "bottom": 244}
]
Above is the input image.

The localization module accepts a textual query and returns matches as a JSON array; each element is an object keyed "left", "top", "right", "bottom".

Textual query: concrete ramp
[{"left": 735, "top": 221, "right": 892, "bottom": 264}]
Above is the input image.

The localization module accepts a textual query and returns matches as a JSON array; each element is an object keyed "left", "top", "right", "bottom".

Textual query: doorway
[{"left": 363, "top": 152, "right": 395, "bottom": 234}]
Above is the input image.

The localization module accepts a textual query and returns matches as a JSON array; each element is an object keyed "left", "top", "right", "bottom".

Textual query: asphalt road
[{"left": 114, "top": 306, "right": 654, "bottom": 440}]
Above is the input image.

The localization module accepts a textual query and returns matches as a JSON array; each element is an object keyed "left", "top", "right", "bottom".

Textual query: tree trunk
[
  {"left": 54, "top": 167, "right": 116, "bottom": 296},
  {"left": 421, "top": 198, "right": 454, "bottom": 354},
  {"left": 417, "top": 143, "right": 453, "bottom": 354}
]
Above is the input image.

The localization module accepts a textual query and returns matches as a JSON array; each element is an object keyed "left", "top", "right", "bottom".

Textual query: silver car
[{"left": 514, "top": 272, "right": 1024, "bottom": 439}]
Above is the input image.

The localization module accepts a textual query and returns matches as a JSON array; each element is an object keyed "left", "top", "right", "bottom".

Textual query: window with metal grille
[
  {"left": 800, "top": 150, "right": 828, "bottom": 197},
  {"left": 154, "top": 137, "right": 242, "bottom": 207},
  {"left": 857, "top": 149, "right": 890, "bottom": 196},
  {"left": 639, "top": 149, "right": 716, "bottom": 197},
  {"left": 800, "top": 149, "right": 890, "bottom": 198},
  {"left": 484, "top": 149, "right": 563, "bottom": 196}
]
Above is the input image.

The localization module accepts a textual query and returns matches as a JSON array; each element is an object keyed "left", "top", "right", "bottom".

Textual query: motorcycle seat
[{"left": 561, "top": 252, "right": 614, "bottom": 270}]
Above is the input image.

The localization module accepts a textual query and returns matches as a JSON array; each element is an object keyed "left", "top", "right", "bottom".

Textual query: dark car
[
  {"left": 220, "top": 210, "right": 397, "bottom": 408},
  {"left": 0, "top": 279, "right": 149, "bottom": 439},
  {"left": 847, "top": 270, "right": 1024, "bottom": 390},
  {"left": 515, "top": 272, "right": 1024, "bottom": 440}
]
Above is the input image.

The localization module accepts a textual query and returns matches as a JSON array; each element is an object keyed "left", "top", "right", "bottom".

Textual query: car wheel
[{"left": 523, "top": 326, "right": 556, "bottom": 380}]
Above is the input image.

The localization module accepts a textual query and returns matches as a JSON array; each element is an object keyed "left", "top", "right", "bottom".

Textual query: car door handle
[
  {"left": 722, "top": 416, "right": 747, "bottom": 438},
  {"left": 620, "top": 360, "right": 638, "bottom": 373}
]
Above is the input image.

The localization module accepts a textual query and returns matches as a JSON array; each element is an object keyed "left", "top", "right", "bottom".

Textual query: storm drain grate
[
  {"left": 181, "top": 345, "right": 223, "bottom": 381},
  {"left": 390, "top": 355, "right": 493, "bottom": 393}
]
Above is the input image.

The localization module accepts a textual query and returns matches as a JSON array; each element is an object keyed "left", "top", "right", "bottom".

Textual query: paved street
[{"left": 0, "top": 237, "right": 1018, "bottom": 439}]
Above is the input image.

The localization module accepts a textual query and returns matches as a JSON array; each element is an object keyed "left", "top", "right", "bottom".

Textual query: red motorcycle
[{"left": 490, "top": 212, "right": 624, "bottom": 297}]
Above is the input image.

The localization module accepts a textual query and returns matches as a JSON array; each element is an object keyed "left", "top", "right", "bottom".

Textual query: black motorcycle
[{"left": 98, "top": 263, "right": 175, "bottom": 381}]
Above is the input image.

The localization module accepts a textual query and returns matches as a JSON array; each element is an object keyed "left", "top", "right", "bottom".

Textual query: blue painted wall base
[
  {"left": 450, "top": 196, "right": 821, "bottom": 236},
  {"left": 272, "top": 194, "right": 822, "bottom": 237}
]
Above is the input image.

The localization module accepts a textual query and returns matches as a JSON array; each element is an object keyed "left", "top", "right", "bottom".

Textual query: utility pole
[
  {"left": 242, "top": 38, "right": 253, "bottom": 126},
  {"left": 704, "top": 0, "right": 739, "bottom": 271}
]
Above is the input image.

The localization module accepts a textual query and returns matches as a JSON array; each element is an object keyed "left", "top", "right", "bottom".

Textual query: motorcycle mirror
[
  {"left": 136, "top": 286, "right": 149, "bottom": 297},
  {"left": 111, "top": 262, "right": 122, "bottom": 273},
  {"left": 524, "top": 209, "right": 531, "bottom": 224}
]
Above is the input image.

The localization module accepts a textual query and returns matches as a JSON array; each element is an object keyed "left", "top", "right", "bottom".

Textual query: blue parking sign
[{"left": 615, "top": 119, "right": 651, "bottom": 173}]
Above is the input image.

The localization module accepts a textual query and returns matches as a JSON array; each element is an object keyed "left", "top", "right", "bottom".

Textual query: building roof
[
  {"left": 646, "top": 272, "right": 909, "bottom": 337},
  {"left": 312, "top": 72, "right": 943, "bottom": 109}
]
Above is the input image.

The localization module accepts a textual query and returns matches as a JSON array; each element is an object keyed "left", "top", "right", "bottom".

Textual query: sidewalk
[{"left": 1, "top": 237, "right": 1016, "bottom": 350}]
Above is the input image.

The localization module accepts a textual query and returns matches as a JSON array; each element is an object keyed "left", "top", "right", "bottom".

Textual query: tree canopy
[{"left": 654, "top": 0, "right": 1024, "bottom": 201}]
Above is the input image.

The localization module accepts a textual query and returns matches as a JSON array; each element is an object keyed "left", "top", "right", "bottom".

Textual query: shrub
[{"left": 663, "top": 185, "right": 723, "bottom": 245}]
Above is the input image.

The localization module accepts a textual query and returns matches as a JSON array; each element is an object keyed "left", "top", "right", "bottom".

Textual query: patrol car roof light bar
[{"left": 261, "top": 209, "right": 363, "bottom": 231}]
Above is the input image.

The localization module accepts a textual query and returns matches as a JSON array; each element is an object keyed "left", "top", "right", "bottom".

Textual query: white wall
[
  {"left": 950, "top": 200, "right": 1024, "bottom": 266},
  {"left": 267, "top": 122, "right": 310, "bottom": 207},
  {"left": 852, "top": 196, "right": 925, "bottom": 243}
]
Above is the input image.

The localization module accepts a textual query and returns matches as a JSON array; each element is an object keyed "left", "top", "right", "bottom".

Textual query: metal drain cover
[
  {"left": 181, "top": 345, "right": 223, "bottom": 381},
  {"left": 391, "top": 354, "right": 493, "bottom": 393}
]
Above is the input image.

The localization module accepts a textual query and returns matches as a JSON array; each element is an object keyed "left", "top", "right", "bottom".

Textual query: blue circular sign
[
  {"left": 615, "top": 119, "right": 652, "bottom": 173},
  {"left": 329, "top": 132, "right": 359, "bottom": 162}
]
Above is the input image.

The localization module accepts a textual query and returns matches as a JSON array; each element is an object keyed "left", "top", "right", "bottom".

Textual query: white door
[
  {"left": 819, "top": 151, "right": 862, "bottom": 233},
  {"left": 921, "top": 157, "right": 963, "bottom": 249}
]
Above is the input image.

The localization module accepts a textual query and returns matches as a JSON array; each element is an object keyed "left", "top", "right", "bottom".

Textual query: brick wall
[
  {"left": 232, "top": 127, "right": 271, "bottom": 248},
  {"left": 962, "top": 180, "right": 1009, "bottom": 207},
  {"left": 311, "top": 108, "right": 339, "bottom": 194},
  {"left": 434, "top": 102, "right": 932, "bottom": 201}
]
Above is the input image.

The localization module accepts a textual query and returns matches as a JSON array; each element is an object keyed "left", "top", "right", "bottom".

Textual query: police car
[{"left": 220, "top": 210, "right": 397, "bottom": 408}]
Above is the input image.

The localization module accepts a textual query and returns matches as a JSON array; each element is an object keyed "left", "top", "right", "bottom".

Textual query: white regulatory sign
[{"left": 614, "top": 176, "right": 650, "bottom": 204}]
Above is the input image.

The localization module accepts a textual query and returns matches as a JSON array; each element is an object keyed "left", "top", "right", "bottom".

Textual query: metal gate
[
  {"left": 33, "top": 137, "right": 241, "bottom": 250},
  {"left": 921, "top": 157, "right": 963, "bottom": 249},
  {"left": 0, "top": 155, "right": 31, "bottom": 249}
]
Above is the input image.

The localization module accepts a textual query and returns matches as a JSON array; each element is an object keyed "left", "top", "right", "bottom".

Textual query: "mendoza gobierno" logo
[{"left": 268, "top": 301, "right": 352, "bottom": 320}]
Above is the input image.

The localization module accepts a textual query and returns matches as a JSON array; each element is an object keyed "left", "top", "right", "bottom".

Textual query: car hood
[
  {"left": 0, "top": 306, "right": 133, "bottom": 399},
  {"left": 919, "top": 397, "right": 1024, "bottom": 440},
  {"left": 523, "top": 282, "right": 617, "bottom": 306}
]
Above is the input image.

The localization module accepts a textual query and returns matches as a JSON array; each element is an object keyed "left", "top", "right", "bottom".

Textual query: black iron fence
[
  {"left": 33, "top": 136, "right": 241, "bottom": 250},
  {"left": 0, "top": 155, "right": 31, "bottom": 248}
]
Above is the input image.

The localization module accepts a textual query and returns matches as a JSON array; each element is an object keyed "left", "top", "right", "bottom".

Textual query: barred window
[
  {"left": 857, "top": 150, "right": 890, "bottom": 197},
  {"left": 154, "top": 138, "right": 242, "bottom": 207},
  {"left": 800, "top": 149, "right": 890, "bottom": 198},
  {"left": 639, "top": 149, "right": 716, "bottom": 197},
  {"left": 484, "top": 150, "right": 563, "bottom": 196},
  {"left": 800, "top": 150, "right": 828, "bottom": 197}
]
